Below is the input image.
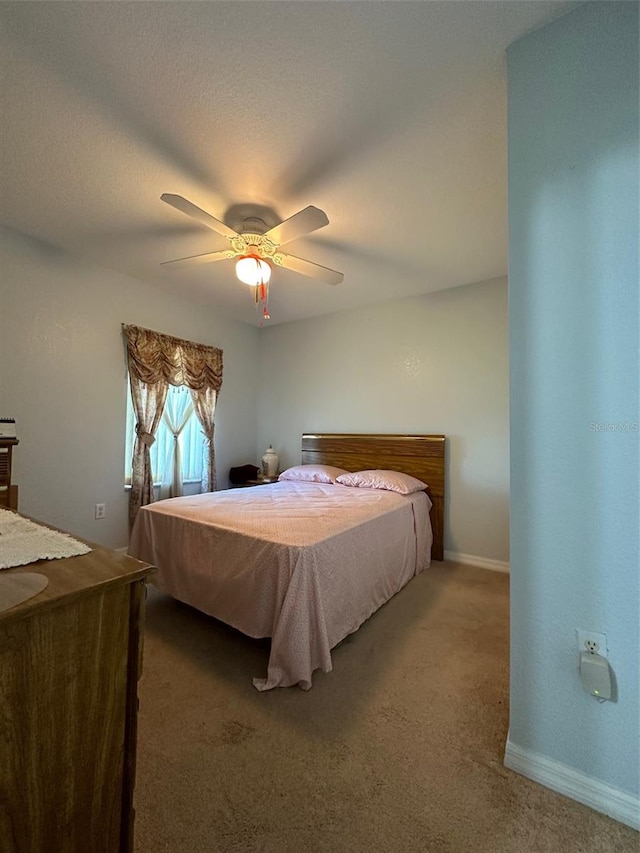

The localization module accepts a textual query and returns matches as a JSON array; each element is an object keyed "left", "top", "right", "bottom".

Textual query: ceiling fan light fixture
[{"left": 235, "top": 255, "right": 271, "bottom": 286}]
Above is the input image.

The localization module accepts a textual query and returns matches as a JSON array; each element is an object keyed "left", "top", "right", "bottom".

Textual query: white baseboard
[
  {"left": 444, "top": 550, "right": 510, "bottom": 573},
  {"left": 115, "top": 546, "right": 129, "bottom": 556},
  {"left": 504, "top": 737, "right": 640, "bottom": 830}
]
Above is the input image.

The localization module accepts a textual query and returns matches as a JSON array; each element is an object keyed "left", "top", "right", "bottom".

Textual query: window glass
[{"left": 124, "top": 384, "right": 204, "bottom": 485}]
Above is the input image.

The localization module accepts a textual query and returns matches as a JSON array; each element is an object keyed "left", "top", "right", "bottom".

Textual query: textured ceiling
[{"left": 0, "top": 1, "right": 575, "bottom": 326}]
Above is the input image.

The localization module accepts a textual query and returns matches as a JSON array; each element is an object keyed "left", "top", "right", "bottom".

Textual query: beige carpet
[{"left": 134, "top": 562, "right": 637, "bottom": 853}]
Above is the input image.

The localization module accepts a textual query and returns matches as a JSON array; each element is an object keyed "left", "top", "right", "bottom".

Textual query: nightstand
[{"left": 230, "top": 477, "right": 279, "bottom": 489}]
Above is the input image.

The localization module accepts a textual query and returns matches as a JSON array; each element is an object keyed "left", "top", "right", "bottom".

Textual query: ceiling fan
[{"left": 160, "top": 194, "right": 344, "bottom": 287}]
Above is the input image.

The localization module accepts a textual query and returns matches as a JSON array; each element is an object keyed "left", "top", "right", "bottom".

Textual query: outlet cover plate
[{"left": 576, "top": 629, "right": 607, "bottom": 655}]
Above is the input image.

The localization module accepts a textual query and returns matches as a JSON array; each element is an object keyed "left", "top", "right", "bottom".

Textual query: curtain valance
[{"left": 122, "top": 324, "right": 223, "bottom": 392}]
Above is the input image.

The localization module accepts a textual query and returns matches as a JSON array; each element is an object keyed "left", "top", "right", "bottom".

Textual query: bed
[{"left": 128, "top": 433, "right": 445, "bottom": 690}]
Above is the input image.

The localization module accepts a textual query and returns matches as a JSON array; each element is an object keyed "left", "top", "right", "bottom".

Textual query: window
[{"left": 124, "top": 384, "right": 204, "bottom": 486}]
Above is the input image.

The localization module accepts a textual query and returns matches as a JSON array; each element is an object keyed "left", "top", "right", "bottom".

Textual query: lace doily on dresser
[{"left": 0, "top": 508, "right": 91, "bottom": 570}]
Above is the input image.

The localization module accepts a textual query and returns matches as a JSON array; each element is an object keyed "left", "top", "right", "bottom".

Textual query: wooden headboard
[{"left": 301, "top": 433, "right": 445, "bottom": 561}]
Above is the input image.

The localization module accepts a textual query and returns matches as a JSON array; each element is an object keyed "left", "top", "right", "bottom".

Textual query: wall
[
  {"left": 1, "top": 225, "right": 260, "bottom": 549},
  {"left": 257, "top": 277, "right": 509, "bottom": 564},
  {"left": 507, "top": 1, "right": 639, "bottom": 823}
]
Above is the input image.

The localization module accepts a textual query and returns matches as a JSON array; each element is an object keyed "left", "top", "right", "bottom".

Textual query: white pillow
[
  {"left": 278, "top": 464, "right": 349, "bottom": 485},
  {"left": 335, "top": 469, "right": 427, "bottom": 495}
]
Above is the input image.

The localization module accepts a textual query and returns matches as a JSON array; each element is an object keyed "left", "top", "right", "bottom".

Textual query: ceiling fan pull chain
[{"left": 259, "top": 280, "right": 270, "bottom": 323}]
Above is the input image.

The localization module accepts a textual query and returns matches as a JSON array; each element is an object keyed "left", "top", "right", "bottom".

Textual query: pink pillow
[
  {"left": 278, "top": 464, "right": 349, "bottom": 485},
  {"left": 335, "top": 469, "right": 427, "bottom": 495}
]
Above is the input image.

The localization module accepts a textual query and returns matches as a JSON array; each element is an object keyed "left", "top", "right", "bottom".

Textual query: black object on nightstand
[{"left": 229, "top": 464, "right": 260, "bottom": 487}]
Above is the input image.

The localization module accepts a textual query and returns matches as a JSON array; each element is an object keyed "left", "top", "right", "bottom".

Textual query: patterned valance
[{"left": 122, "top": 324, "right": 223, "bottom": 393}]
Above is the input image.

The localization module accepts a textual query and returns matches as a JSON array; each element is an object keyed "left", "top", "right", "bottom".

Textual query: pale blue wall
[{"left": 508, "top": 1, "right": 639, "bottom": 796}]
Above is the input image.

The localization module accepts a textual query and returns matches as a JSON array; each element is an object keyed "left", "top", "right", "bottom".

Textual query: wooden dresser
[{"left": 0, "top": 536, "right": 153, "bottom": 853}]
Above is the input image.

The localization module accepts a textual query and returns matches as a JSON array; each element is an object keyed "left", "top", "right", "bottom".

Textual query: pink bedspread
[{"left": 128, "top": 480, "right": 432, "bottom": 690}]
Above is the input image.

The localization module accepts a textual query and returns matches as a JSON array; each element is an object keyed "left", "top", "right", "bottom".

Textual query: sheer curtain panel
[{"left": 160, "top": 387, "right": 194, "bottom": 500}]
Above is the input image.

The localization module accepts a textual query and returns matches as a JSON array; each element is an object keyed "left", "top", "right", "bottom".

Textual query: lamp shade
[{"left": 236, "top": 255, "right": 272, "bottom": 286}]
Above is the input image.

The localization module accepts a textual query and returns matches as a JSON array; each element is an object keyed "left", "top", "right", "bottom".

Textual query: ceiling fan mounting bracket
[
  {"left": 224, "top": 203, "right": 281, "bottom": 234},
  {"left": 238, "top": 216, "right": 269, "bottom": 236}
]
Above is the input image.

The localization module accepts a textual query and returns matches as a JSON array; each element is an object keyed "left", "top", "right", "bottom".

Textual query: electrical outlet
[
  {"left": 577, "top": 629, "right": 607, "bottom": 655},
  {"left": 95, "top": 503, "right": 106, "bottom": 520}
]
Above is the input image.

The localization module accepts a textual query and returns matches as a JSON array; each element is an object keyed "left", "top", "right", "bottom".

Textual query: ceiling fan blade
[
  {"left": 276, "top": 252, "right": 343, "bottom": 285},
  {"left": 264, "top": 206, "right": 329, "bottom": 247},
  {"left": 160, "top": 194, "right": 239, "bottom": 240},
  {"left": 161, "top": 249, "right": 234, "bottom": 269}
]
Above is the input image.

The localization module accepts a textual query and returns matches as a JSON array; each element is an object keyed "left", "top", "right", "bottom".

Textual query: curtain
[
  {"left": 159, "top": 386, "right": 194, "bottom": 500},
  {"left": 123, "top": 324, "right": 223, "bottom": 526},
  {"left": 190, "top": 386, "right": 219, "bottom": 492},
  {"left": 128, "top": 378, "right": 168, "bottom": 529}
]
